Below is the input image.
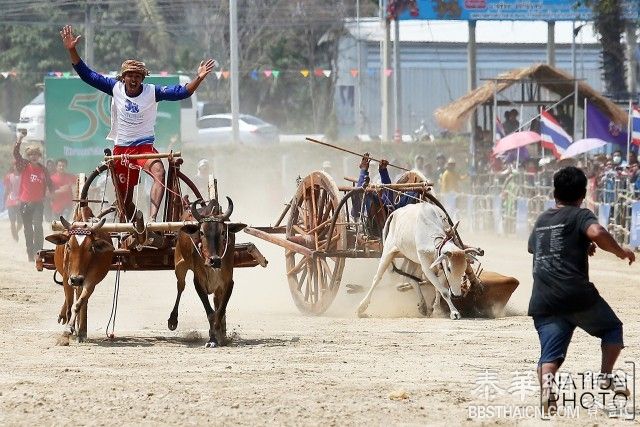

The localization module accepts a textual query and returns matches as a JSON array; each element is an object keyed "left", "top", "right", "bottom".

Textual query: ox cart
[
  {"left": 245, "top": 153, "right": 518, "bottom": 317},
  {"left": 35, "top": 150, "right": 267, "bottom": 275}
]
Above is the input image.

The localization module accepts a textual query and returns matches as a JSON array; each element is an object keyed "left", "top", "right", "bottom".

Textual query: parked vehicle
[
  {"left": 411, "top": 120, "right": 435, "bottom": 143},
  {"left": 196, "top": 114, "right": 280, "bottom": 145},
  {"left": 16, "top": 92, "right": 45, "bottom": 143}
]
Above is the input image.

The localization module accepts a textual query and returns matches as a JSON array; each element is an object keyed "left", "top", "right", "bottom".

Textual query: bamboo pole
[
  {"left": 305, "top": 137, "right": 409, "bottom": 171},
  {"left": 104, "top": 151, "right": 181, "bottom": 161},
  {"left": 51, "top": 220, "right": 198, "bottom": 233}
]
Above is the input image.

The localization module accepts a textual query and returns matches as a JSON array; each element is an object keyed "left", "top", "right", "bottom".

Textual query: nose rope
[{"left": 189, "top": 235, "right": 203, "bottom": 259}]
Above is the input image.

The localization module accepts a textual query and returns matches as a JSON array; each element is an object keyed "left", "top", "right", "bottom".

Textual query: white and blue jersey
[{"left": 72, "top": 60, "right": 190, "bottom": 147}]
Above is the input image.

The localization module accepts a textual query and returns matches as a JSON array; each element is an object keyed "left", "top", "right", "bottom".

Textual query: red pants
[{"left": 112, "top": 145, "right": 158, "bottom": 195}]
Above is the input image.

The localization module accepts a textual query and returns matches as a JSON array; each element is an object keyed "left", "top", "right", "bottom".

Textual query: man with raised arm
[{"left": 60, "top": 25, "right": 215, "bottom": 221}]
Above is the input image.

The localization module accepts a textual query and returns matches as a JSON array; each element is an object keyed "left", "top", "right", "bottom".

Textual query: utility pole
[
  {"left": 229, "top": 0, "right": 240, "bottom": 144},
  {"left": 626, "top": 22, "right": 637, "bottom": 98},
  {"left": 84, "top": 4, "right": 94, "bottom": 65},
  {"left": 356, "top": 0, "right": 363, "bottom": 135},
  {"left": 393, "top": 17, "right": 401, "bottom": 142},
  {"left": 468, "top": 20, "right": 477, "bottom": 173},
  {"left": 381, "top": 17, "right": 391, "bottom": 142},
  {"left": 547, "top": 21, "right": 555, "bottom": 67}
]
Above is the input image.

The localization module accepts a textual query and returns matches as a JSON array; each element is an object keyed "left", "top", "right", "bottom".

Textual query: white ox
[{"left": 357, "top": 202, "right": 479, "bottom": 320}]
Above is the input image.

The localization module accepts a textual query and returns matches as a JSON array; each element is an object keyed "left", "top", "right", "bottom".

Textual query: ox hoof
[
  {"left": 449, "top": 311, "right": 461, "bottom": 320},
  {"left": 167, "top": 319, "right": 178, "bottom": 331},
  {"left": 77, "top": 335, "right": 86, "bottom": 343},
  {"left": 357, "top": 310, "right": 370, "bottom": 318},
  {"left": 204, "top": 341, "right": 218, "bottom": 348}
]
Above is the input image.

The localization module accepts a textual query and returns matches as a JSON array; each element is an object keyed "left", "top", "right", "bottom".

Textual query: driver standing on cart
[{"left": 60, "top": 25, "right": 215, "bottom": 222}]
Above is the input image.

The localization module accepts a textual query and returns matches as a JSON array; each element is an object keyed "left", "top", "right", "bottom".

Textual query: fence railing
[{"left": 439, "top": 172, "right": 640, "bottom": 249}]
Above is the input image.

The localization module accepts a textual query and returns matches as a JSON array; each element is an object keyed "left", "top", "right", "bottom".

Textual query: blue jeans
[{"left": 533, "top": 296, "right": 623, "bottom": 366}]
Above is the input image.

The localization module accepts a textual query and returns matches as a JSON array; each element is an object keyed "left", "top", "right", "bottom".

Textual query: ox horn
[
  {"left": 220, "top": 196, "right": 233, "bottom": 221},
  {"left": 60, "top": 216, "right": 72, "bottom": 230},
  {"left": 90, "top": 217, "right": 107, "bottom": 232},
  {"left": 191, "top": 201, "right": 203, "bottom": 222},
  {"left": 430, "top": 252, "right": 448, "bottom": 270}
]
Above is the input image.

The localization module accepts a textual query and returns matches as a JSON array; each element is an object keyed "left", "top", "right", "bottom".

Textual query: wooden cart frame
[
  {"left": 36, "top": 149, "right": 267, "bottom": 273},
  {"left": 245, "top": 170, "right": 438, "bottom": 314}
]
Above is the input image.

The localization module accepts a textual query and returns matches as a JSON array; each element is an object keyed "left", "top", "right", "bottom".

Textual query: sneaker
[{"left": 598, "top": 375, "right": 631, "bottom": 397}]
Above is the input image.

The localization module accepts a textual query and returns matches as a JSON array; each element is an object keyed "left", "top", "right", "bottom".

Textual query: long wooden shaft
[
  {"left": 305, "top": 137, "right": 409, "bottom": 171},
  {"left": 51, "top": 220, "right": 198, "bottom": 233},
  {"left": 104, "top": 151, "right": 182, "bottom": 161}
]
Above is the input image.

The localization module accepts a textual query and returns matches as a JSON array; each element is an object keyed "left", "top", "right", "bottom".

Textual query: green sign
[{"left": 45, "top": 76, "right": 181, "bottom": 174}]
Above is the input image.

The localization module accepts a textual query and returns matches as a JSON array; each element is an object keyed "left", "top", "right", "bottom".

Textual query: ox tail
[{"left": 53, "top": 270, "right": 63, "bottom": 286}]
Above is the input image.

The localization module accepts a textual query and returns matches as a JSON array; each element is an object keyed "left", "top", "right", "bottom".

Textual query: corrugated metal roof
[{"left": 344, "top": 18, "right": 601, "bottom": 45}]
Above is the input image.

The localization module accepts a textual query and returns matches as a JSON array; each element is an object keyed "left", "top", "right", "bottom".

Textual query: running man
[{"left": 61, "top": 25, "right": 215, "bottom": 221}]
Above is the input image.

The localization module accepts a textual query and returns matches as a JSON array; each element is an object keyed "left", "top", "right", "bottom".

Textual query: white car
[
  {"left": 16, "top": 92, "right": 45, "bottom": 143},
  {"left": 195, "top": 114, "right": 279, "bottom": 145}
]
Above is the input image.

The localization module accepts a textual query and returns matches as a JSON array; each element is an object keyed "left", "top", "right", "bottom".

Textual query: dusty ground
[{"left": 0, "top": 217, "right": 638, "bottom": 425}]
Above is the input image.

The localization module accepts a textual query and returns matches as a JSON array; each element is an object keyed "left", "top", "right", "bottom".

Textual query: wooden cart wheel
[{"left": 286, "top": 171, "right": 346, "bottom": 315}]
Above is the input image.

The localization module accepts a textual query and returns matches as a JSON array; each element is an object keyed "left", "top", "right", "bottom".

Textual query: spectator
[
  {"left": 555, "top": 104, "right": 573, "bottom": 136},
  {"left": 50, "top": 158, "right": 77, "bottom": 220},
  {"left": 3, "top": 160, "right": 23, "bottom": 242},
  {"left": 440, "top": 157, "right": 461, "bottom": 193},
  {"left": 13, "top": 134, "right": 53, "bottom": 262},
  {"left": 434, "top": 153, "right": 447, "bottom": 183},
  {"left": 530, "top": 105, "right": 546, "bottom": 134},
  {"left": 504, "top": 109, "right": 520, "bottom": 135},
  {"left": 194, "top": 159, "right": 213, "bottom": 198}
]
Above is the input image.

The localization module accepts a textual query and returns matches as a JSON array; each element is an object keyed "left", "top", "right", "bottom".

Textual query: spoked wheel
[{"left": 286, "top": 171, "right": 346, "bottom": 315}]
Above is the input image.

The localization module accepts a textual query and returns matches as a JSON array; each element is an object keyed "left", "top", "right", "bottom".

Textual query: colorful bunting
[
  {"left": 159, "top": 71, "right": 169, "bottom": 76},
  {"left": 300, "top": 69, "right": 310, "bottom": 78},
  {"left": 272, "top": 70, "right": 280, "bottom": 78},
  {"left": 350, "top": 69, "right": 359, "bottom": 77},
  {"left": 367, "top": 68, "right": 376, "bottom": 76},
  {"left": 384, "top": 68, "right": 393, "bottom": 77},
  {"left": 264, "top": 70, "right": 272, "bottom": 78},
  {"left": 214, "top": 71, "right": 222, "bottom": 79},
  {"left": 250, "top": 69, "right": 259, "bottom": 80},
  {"left": 222, "top": 71, "right": 230, "bottom": 79},
  {"left": 322, "top": 70, "right": 331, "bottom": 78},
  {"left": 314, "top": 68, "right": 324, "bottom": 77}
]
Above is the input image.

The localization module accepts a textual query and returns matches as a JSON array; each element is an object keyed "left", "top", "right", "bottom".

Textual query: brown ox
[
  {"left": 171, "top": 197, "right": 246, "bottom": 348},
  {"left": 45, "top": 206, "right": 114, "bottom": 343}
]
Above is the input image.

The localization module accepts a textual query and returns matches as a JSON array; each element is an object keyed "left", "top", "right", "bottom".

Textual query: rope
[{"left": 105, "top": 258, "right": 122, "bottom": 339}]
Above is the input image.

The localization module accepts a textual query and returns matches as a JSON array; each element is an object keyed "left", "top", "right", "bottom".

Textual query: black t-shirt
[{"left": 527, "top": 206, "right": 600, "bottom": 316}]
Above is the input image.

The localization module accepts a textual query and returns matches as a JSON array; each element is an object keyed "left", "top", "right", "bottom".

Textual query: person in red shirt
[
  {"left": 3, "top": 160, "right": 23, "bottom": 242},
  {"left": 13, "top": 134, "right": 53, "bottom": 262},
  {"left": 50, "top": 158, "right": 77, "bottom": 219}
]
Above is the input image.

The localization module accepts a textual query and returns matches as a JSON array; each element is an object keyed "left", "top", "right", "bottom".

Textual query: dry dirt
[{"left": 0, "top": 217, "right": 638, "bottom": 425}]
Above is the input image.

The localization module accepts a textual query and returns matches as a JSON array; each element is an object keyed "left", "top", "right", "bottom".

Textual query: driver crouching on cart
[{"left": 352, "top": 154, "right": 417, "bottom": 237}]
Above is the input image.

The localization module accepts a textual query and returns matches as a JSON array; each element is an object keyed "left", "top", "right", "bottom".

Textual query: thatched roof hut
[{"left": 434, "top": 64, "right": 627, "bottom": 131}]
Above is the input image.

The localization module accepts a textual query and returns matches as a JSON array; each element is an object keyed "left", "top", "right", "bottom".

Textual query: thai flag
[
  {"left": 540, "top": 110, "right": 572, "bottom": 158},
  {"left": 632, "top": 105, "right": 640, "bottom": 147}
]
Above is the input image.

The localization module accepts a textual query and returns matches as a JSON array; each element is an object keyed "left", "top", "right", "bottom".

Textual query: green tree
[{"left": 579, "top": 0, "right": 628, "bottom": 98}]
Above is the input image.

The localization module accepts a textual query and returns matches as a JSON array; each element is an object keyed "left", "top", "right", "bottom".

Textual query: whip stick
[{"left": 305, "top": 137, "right": 410, "bottom": 171}]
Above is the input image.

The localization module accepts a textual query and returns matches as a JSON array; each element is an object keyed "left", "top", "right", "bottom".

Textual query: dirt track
[{"left": 0, "top": 219, "right": 638, "bottom": 425}]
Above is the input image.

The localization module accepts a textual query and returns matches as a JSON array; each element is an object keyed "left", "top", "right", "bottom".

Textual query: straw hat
[{"left": 116, "top": 59, "right": 150, "bottom": 81}]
